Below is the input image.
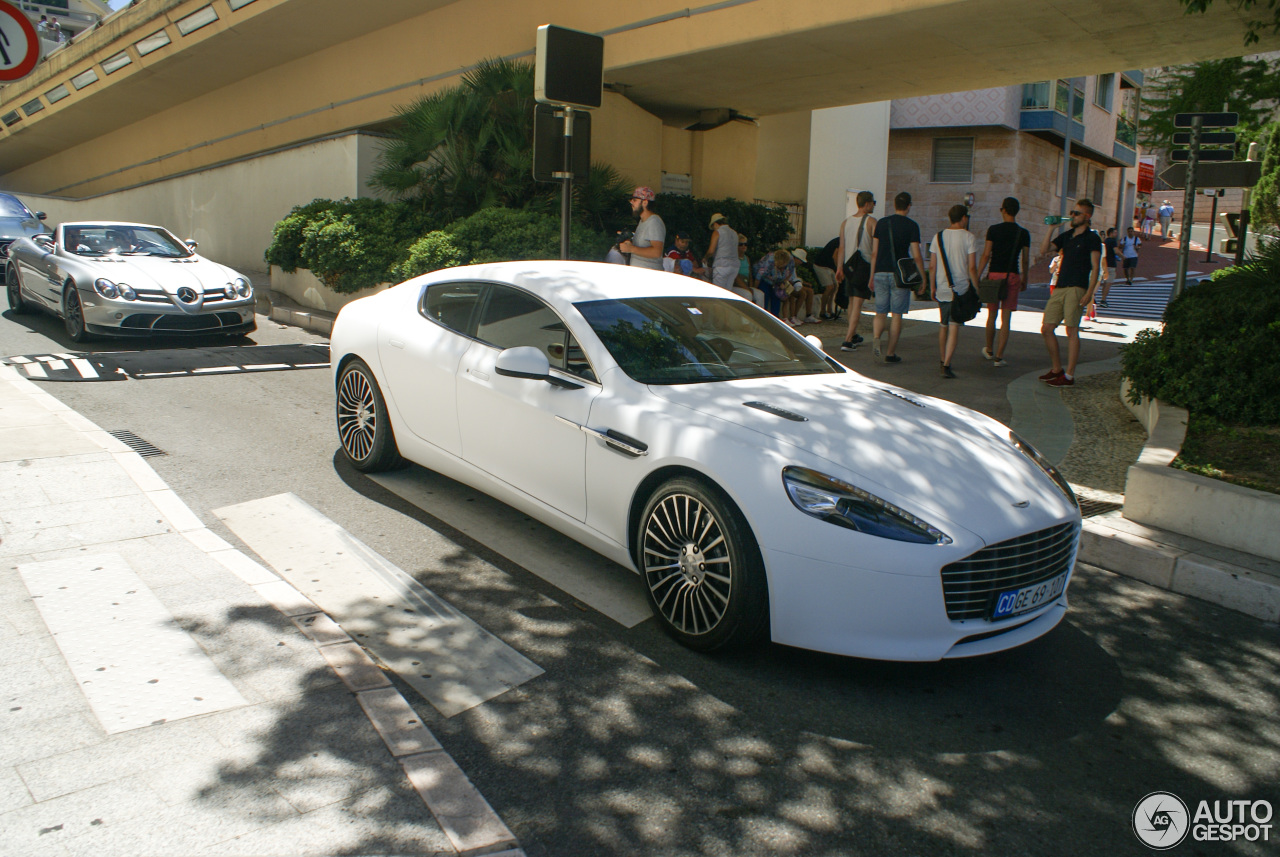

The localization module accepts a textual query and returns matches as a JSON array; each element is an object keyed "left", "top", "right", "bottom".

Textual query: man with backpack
[
  {"left": 929, "top": 205, "right": 980, "bottom": 378},
  {"left": 837, "top": 191, "right": 876, "bottom": 351}
]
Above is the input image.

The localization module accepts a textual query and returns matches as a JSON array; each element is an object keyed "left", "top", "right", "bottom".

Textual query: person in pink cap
[{"left": 619, "top": 186, "right": 666, "bottom": 271}]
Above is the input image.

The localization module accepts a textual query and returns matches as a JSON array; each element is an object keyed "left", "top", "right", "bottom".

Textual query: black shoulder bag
[
  {"left": 839, "top": 215, "right": 871, "bottom": 308},
  {"left": 887, "top": 217, "right": 923, "bottom": 290},
  {"left": 936, "top": 231, "right": 980, "bottom": 324}
]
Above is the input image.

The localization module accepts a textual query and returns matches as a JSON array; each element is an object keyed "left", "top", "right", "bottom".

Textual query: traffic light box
[{"left": 1220, "top": 212, "right": 1239, "bottom": 255}]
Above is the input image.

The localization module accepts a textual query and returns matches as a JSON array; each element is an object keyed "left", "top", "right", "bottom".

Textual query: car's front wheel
[
  {"left": 6, "top": 265, "right": 29, "bottom": 314},
  {"left": 62, "top": 283, "right": 91, "bottom": 343},
  {"left": 638, "top": 476, "right": 769, "bottom": 652},
  {"left": 336, "top": 358, "right": 404, "bottom": 472}
]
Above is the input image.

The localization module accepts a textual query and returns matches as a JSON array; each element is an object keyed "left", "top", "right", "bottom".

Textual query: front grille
[
  {"left": 941, "top": 522, "right": 1079, "bottom": 620},
  {"left": 121, "top": 312, "right": 244, "bottom": 331}
]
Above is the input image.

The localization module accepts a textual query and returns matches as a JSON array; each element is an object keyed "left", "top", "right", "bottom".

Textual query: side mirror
[
  {"left": 494, "top": 346, "right": 552, "bottom": 381},
  {"left": 184, "top": 239, "right": 198, "bottom": 250},
  {"left": 35, "top": 211, "right": 46, "bottom": 221},
  {"left": 494, "top": 346, "right": 582, "bottom": 389}
]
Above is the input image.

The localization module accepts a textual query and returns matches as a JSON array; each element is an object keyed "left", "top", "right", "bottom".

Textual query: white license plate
[{"left": 990, "top": 571, "right": 1069, "bottom": 620}]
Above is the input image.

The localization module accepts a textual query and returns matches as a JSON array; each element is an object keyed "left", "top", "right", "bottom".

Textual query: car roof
[
  {"left": 414, "top": 260, "right": 748, "bottom": 312},
  {"left": 59, "top": 221, "right": 167, "bottom": 229}
]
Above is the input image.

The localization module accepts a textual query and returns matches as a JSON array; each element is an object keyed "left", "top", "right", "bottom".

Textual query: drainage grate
[
  {"left": 109, "top": 430, "right": 167, "bottom": 458},
  {"left": 1078, "top": 498, "right": 1123, "bottom": 518}
]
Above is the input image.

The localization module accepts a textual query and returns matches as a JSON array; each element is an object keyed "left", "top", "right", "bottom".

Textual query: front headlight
[
  {"left": 1010, "top": 432, "right": 1077, "bottom": 506},
  {"left": 234, "top": 278, "right": 251, "bottom": 298},
  {"left": 117, "top": 283, "right": 135, "bottom": 300},
  {"left": 93, "top": 278, "right": 119, "bottom": 299},
  {"left": 782, "top": 466, "right": 952, "bottom": 545},
  {"left": 224, "top": 283, "right": 236, "bottom": 299}
]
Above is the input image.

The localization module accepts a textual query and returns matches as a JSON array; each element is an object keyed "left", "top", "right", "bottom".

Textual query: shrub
[
  {"left": 396, "top": 208, "right": 613, "bottom": 279},
  {"left": 653, "top": 194, "right": 793, "bottom": 260},
  {"left": 1122, "top": 239, "right": 1280, "bottom": 424},
  {"left": 396, "top": 231, "right": 467, "bottom": 280},
  {"left": 264, "top": 198, "right": 438, "bottom": 293}
]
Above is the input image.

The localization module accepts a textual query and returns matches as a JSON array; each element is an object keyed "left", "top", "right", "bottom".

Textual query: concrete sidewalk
[{"left": 0, "top": 365, "right": 522, "bottom": 857}]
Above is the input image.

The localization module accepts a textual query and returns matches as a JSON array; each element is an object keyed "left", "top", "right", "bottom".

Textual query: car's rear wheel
[
  {"left": 336, "top": 358, "right": 404, "bottom": 472},
  {"left": 62, "top": 283, "right": 91, "bottom": 343},
  {"left": 638, "top": 476, "right": 769, "bottom": 652},
  {"left": 6, "top": 265, "right": 29, "bottom": 314}
]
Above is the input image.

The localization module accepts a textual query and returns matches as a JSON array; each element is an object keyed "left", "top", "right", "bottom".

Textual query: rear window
[{"left": 421, "top": 282, "right": 485, "bottom": 334}]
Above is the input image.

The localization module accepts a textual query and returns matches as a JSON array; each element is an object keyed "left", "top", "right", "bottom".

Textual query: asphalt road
[{"left": 2, "top": 305, "right": 1276, "bottom": 857}]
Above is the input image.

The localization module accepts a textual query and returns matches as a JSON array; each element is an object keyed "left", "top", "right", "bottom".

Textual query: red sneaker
[
  {"left": 1039, "top": 369, "right": 1064, "bottom": 382},
  {"left": 1047, "top": 374, "right": 1075, "bottom": 387}
]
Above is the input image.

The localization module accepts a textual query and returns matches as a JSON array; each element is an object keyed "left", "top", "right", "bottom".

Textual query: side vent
[
  {"left": 743, "top": 401, "right": 808, "bottom": 422},
  {"left": 882, "top": 389, "right": 925, "bottom": 408}
]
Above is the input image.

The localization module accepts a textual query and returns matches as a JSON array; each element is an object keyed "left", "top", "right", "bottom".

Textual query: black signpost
[
  {"left": 1168, "top": 112, "right": 1240, "bottom": 299},
  {"left": 534, "top": 24, "right": 604, "bottom": 260}
]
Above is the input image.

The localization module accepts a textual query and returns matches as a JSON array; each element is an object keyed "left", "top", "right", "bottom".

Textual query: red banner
[{"left": 1137, "top": 159, "right": 1155, "bottom": 195}]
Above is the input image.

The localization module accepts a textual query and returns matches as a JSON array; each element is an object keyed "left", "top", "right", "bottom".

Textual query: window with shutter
[{"left": 932, "top": 138, "right": 974, "bottom": 183}]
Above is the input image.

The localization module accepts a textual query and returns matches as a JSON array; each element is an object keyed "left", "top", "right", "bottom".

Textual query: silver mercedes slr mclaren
[{"left": 5, "top": 221, "right": 257, "bottom": 341}]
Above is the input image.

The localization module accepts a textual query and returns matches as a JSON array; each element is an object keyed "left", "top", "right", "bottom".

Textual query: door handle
[
  {"left": 389, "top": 339, "right": 405, "bottom": 349},
  {"left": 554, "top": 417, "right": 648, "bottom": 457},
  {"left": 468, "top": 369, "right": 490, "bottom": 381}
]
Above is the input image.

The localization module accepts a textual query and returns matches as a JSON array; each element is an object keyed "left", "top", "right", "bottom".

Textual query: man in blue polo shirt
[{"left": 1037, "top": 198, "right": 1102, "bottom": 387}]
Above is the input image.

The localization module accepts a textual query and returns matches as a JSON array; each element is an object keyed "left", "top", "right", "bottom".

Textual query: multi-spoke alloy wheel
[
  {"left": 336, "top": 359, "right": 403, "bottom": 472},
  {"left": 63, "top": 284, "right": 89, "bottom": 342},
  {"left": 6, "top": 266, "right": 28, "bottom": 314},
  {"left": 644, "top": 493, "right": 733, "bottom": 637},
  {"left": 639, "top": 477, "right": 768, "bottom": 651}
]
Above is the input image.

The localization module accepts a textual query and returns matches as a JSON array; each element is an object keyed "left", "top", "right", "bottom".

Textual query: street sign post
[
  {"left": 1169, "top": 112, "right": 1241, "bottom": 299},
  {"left": 1158, "top": 161, "right": 1262, "bottom": 189},
  {"left": 533, "top": 24, "right": 604, "bottom": 260},
  {"left": 1171, "top": 149, "right": 1235, "bottom": 162},
  {"left": 533, "top": 104, "right": 590, "bottom": 184},
  {"left": 1174, "top": 112, "right": 1238, "bottom": 128},
  {"left": 0, "top": 1, "right": 40, "bottom": 83},
  {"left": 1173, "top": 132, "right": 1236, "bottom": 146}
]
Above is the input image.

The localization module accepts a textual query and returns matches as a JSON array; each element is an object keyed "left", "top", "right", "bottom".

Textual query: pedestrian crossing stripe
[{"left": 1, "top": 344, "right": 331, "bottom": 382}]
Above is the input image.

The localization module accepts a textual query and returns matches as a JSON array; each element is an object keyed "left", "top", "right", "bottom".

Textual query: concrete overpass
[{"left": 0, "top": 0, "right": 1273, "bottom": 197}]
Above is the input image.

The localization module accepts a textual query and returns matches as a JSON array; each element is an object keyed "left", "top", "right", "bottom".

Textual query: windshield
[
  {"left": 0, "top": 195, "right": 32, "bottom": 219},
  {"left": 575, "top": 297, "right": 841, "bottom": 385},
  {"left": 63, "top": 225, "right": 193, "bottom": 258}
]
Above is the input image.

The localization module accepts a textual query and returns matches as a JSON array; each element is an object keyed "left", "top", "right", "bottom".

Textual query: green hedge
[
  {"left": 264, "top": 198, "right": 438, "bottom": 294},
  {"left": 1121, "top": 240, "right": 1280, "bottom": 425},
  {"left": 397, "top": 209, "right": 611, "bottom": 279},
  {"left": 653, "top": 195, "right": 794, "bottom": 260},
  {"left": 266, "top": 193, "right": 794, "bottom": 291}
]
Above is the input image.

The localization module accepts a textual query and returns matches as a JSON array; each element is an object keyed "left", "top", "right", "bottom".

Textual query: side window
[
  {"left": 476, "top": 285, "right": 596, "bottom": 382},
  {"left": 421, "top": 281, "right": 485, "bottom": 335}
]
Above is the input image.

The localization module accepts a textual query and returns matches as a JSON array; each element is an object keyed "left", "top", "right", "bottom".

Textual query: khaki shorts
[{"left": 1044, "top": 286, "right": 1086, "bottom": 328}]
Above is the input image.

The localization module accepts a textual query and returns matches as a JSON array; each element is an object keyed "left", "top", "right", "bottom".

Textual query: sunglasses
[{"left": 1070, "top": 210, "right": 1083, "bottom": 217}]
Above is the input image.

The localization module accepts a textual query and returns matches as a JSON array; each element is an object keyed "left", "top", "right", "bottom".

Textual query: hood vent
[
  {"left": 743, "top": 401, "right": 808, "bottom": 422},
  {"left": 882, "top": 389, "right": 925, "bottom": 408}
]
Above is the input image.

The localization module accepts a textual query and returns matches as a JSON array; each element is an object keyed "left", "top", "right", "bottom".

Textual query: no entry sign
[{"left": 0, "top": 1, "right": 39, "bottom": 83}]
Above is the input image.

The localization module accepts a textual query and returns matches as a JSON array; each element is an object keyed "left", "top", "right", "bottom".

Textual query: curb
[{"left": 265, "top": 289, "right": 337, "bottom": 337}]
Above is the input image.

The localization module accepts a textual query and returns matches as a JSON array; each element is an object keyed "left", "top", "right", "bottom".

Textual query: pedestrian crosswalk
[
  {"left": 1021, "top": 271, "right": 1207, "bottom": 322},
  {"left": 2, "top": 344, "right": 330, "bottom": 381}
]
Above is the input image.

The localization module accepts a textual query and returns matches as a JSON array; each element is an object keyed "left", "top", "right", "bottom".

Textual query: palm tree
[{"left": 370, "top": 58, "right": 630, "bottom": 228}]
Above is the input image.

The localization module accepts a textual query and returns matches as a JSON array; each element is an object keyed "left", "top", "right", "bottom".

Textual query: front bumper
[
  {"left": 762, "top": 527, "right": 1077, "bottom": 661},
  {"left": 81, "top": 291, "right": 257, "bottom": 336}
]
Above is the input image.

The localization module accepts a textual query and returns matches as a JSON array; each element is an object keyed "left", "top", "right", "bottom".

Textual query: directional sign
[
  {"left": 1174, "top": 112, "right": 1238, "bottom": 128},
  {"left": 535, "top": 25, "right": 603, "bottom": 109},
  {"left": 0, "top": 1, "right": 39, "bottom": 83},
  {"left": 1159, "top": 161, "right": 1262, "bottom": 189},
  {"left": 1170, "top": 149, "right": 1236, "bottom": 162},
  {"left": 1173, "top": 131, "right": 1236, "bottom": 146},
  {"left": 532, "top": 103, "right": 590, "bottom": 184}
]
